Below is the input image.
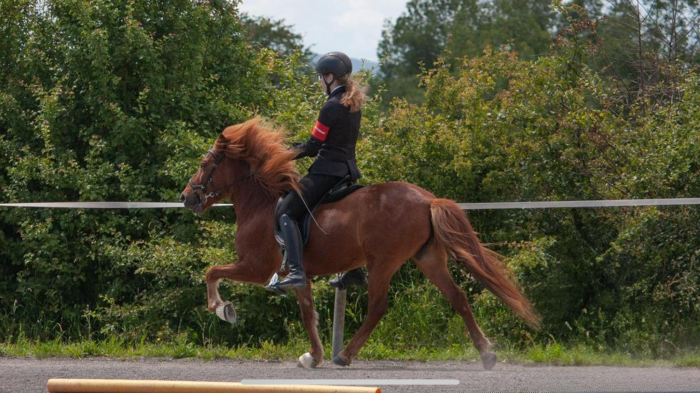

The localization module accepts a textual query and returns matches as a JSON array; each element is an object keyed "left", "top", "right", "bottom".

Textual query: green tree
[
  {"left": 240, "top": 13, "right": 312, "bottom": 59},
  {"left": 0, "top": 0, "right": 271, "bottom": 341},
  {"left": 375, "top": 0, "right": 556, "bottom": 104},
  {"left": 376, "top": 0, "right": 479, "bottom": 104},
  {"left": 584, "top": 0, "right": 700, "bottom": 105},
  {"left": 360, "top": 4, "right": 700, "bottom": 349}
]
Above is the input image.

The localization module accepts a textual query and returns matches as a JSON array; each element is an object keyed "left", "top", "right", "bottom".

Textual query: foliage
[
  {"left": 1, "top": 0, "right": 699, "bottom": 360},
  {"left": 375, "top": 0, "right": 556, "bottom": 104},
  {"left": 0, "top": 0, "right": 273, "bottom": 343},
  {"left": 240, "top": 13, "right": 312, "bottom": 59},
  {"left": 375, "top": 0, "right": 700, "bottom": 107},
  {"left": 361, "top": 4, "right": 700, "bottom": 351}
]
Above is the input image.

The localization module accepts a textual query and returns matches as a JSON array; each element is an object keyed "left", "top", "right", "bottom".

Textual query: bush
[
  {"left": 0, "top": 0, "right": 271, "bottom": 342},
  {"left": 1, "top": 2, "right": 698, "bottom": 356}
]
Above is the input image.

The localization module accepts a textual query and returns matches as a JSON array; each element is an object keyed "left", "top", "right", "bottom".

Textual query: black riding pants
[{"left": 276, "top": 174, "right": 344, "bottom": 222}]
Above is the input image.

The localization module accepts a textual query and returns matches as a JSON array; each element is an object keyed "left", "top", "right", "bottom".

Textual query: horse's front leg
[
  {"left": 294, "top": 280, "right": 324, "bottom": 368},
  {"left": 205, "top": 262, "right": 272, "bottom": 315}
]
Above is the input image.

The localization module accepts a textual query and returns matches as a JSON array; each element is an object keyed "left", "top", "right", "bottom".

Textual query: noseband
[{"left": 188, "top": 149, "right": 255, "bottom": 207}]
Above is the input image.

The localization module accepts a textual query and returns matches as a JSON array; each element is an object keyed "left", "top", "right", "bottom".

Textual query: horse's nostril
[{"left": 180, "top": 193, "right": 186, "bottom": 203}]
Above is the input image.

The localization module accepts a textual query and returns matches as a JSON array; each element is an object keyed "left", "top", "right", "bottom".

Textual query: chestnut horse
[{"left": 180, "top": 118, "right": 540, "bottom": 370}]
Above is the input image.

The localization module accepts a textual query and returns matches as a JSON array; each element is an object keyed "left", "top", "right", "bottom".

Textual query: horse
[{"left": 180, "top": 118, "right": 540, "bottom": 370}]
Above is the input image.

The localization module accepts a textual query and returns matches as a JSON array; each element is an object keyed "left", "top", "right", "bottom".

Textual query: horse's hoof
[
  {"left": 297, "top": 352, "right": 319, "bottom": 369},
  {"left": 215, "top": 302, "right": 237, "bottom": 325},
  {"left": 333, "top": 355, "right": 351, "bottom": 367},
  {"left": 481, "top": 352, "right": 497, "bottom": 370}
]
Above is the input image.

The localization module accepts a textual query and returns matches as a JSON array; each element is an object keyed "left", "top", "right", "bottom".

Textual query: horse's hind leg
[
  {"left": 414, "top": 240, "right": 497, "bottom": 370},
  {"left": 294, "top": 281, "right": 324, "bottom": 368}
]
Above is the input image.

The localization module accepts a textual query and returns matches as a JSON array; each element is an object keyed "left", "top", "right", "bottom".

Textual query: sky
[{"left": 238, "top": 0, "right": 410, "bottom": 62}]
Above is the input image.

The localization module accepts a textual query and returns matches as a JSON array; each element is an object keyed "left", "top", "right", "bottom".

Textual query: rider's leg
[
  {"left": 275, "top": 213, "right": 306, "bottom": 288},
  {"left": 269, "top": 174, "right": 343, "bottom": 290}
]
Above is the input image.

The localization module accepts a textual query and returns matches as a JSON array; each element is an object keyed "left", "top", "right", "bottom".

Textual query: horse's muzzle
[{"left": 181, "top": 191, "right": 204, "bottom": 214}]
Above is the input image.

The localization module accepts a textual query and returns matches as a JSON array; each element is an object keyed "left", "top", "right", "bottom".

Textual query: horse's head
[
  {"left": 181, "top": 118, "right": 300, "bottom": 214},
  {"left": 180, "top": 146, "right": 245, "bottom": 214}
]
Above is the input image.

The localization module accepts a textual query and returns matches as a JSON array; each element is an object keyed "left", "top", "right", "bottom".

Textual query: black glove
[{"left": 291, "top": 142, "right": 304, "bottom": 150}]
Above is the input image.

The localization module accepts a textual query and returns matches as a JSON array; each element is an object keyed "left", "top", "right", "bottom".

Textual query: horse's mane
[{"left": 215, "top": 117, "right": 301, "bottom": 197}]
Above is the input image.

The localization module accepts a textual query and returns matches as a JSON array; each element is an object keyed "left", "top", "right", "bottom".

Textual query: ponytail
[{"left": 338, "top": 75, "right": 367, "bottom": 113}]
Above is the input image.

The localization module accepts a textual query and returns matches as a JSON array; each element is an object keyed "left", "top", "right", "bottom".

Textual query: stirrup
[
  {"left": 266, "top": 273, "right": 289, "bottom": 295},
  {"left": 271, "top": 271, "right": 307, "bottom": 290}
]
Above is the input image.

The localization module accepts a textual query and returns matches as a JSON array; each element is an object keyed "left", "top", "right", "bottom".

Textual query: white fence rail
[{"left": 3, "top": 197, "right": 700, "bottom": 210}]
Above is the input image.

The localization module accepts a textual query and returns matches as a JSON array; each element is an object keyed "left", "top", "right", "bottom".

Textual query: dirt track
[{"left": 1, "top": 357, "right": 699, "bottom": 393}]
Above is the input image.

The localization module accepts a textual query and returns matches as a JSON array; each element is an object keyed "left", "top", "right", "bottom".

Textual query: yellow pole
[{"left": 47, "top": 379, "right": 381, "bottom": 393}]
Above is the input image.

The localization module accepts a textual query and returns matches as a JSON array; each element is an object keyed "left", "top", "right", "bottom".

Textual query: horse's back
[
  {"left": 304, "top": 182, "right": 434, "bottom": 275},
  {"left": 319, "top": 181, "right": 434, "bottom": 225}
]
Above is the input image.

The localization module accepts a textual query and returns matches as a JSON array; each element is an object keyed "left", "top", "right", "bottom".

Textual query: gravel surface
[{"left": 1, "top": 357, "right": 699, "bottom": 393}]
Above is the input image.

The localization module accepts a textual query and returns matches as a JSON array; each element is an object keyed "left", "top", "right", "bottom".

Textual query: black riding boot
[
  {"left": 329, "top": 268, "right": 367, "bottom": 290},
  {"left": 269, "top": 214, "right": 307, "bottom": 290}
]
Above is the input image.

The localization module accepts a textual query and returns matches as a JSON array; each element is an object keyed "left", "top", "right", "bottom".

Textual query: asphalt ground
[{"left": 1, "top": 357, "right": 699, "bottom": 393}]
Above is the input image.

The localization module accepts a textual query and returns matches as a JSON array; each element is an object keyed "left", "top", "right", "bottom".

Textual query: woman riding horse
[
  {"left": 181, "top": 118, "right": 540, "bottom": 369},
  {"left": 269, "top": 51, "right": 367, "bottom": 292},
  {"left": 181, "top": 53, "right": 541, "bottom": 369}
]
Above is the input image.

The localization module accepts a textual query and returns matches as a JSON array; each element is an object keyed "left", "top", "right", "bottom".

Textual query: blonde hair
[{"left": 338, "top": 75, "right": 367, "bottom": 113}]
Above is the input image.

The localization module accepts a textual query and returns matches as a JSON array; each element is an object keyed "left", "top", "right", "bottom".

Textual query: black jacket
[{"left": 295, "top": 86, "right": 362, "bottom": 181}]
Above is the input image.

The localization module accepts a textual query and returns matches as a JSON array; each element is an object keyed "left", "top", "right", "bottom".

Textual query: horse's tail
[{"left": 430, "top": 198, "right": 541, "bottom": 329}]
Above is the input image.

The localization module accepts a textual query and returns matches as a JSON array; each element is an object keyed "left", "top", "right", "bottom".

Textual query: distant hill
[{"left": 311, "top": 54, "right": 379, "bottom": 75}]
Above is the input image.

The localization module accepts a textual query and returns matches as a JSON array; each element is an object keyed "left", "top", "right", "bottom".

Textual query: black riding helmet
[{"left": 316, "top": 51, "right": 352, "bottom": 95}]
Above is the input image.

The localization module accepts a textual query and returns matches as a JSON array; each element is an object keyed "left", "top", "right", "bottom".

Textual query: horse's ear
[{"left": 214, "top": 134, "right": 227, "bottom": 152}]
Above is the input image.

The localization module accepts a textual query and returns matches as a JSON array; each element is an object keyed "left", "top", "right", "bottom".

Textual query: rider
[{"left": 268, "top": 51, "right": 367, "bottom": 291}]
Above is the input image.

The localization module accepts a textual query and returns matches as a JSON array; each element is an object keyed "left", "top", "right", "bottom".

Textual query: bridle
[
  {"left": 188, "top": 149, "right": 255, "bottom": 207},
  {"left": 188, "top": 149, "right": 225, "bottom": 206}
]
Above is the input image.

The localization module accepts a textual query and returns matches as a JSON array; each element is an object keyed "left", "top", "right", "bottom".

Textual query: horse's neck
[
  {"left": 230, "top": 180, "right": 278, "bottom": 252},
  {"left": 226, "top": 183, "right": 281, "bottom": 283},
  {"left": 231, "top": 181, "right": 275, "bottom": 223}
]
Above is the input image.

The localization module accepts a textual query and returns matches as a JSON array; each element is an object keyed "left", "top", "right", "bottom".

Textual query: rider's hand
[{"left": 291, "top": 142, "right": 304, "bottom": 150}]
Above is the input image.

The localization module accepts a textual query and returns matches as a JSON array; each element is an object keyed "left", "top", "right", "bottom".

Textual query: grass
[
  {"left": 1, "top": 338, "right": 699, "bottom": 367},
  {"left": 0, "top": 337, "right": 307, "bottom": 361}
]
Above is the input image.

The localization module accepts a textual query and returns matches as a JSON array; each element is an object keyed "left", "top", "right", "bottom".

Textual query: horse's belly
[{"left": 303, "top": 206, "right": 364, "bottom": 276}]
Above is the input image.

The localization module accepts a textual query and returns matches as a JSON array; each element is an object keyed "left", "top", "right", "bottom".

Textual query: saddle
[
  {"left": 267, "top": 176, "right": 365, "bottom": 294},
  {"left": 274, "top": 176, "right": 363, "bottom": 247}
]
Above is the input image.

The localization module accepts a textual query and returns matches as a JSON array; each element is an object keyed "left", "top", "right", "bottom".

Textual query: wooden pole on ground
[{"left": 47, "top": 379, "right": 380, "bottom": 393}]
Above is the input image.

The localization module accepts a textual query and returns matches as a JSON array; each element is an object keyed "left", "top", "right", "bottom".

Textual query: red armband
[{"left": 312, "top": 121, "right": 330, "bottom": 141}]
